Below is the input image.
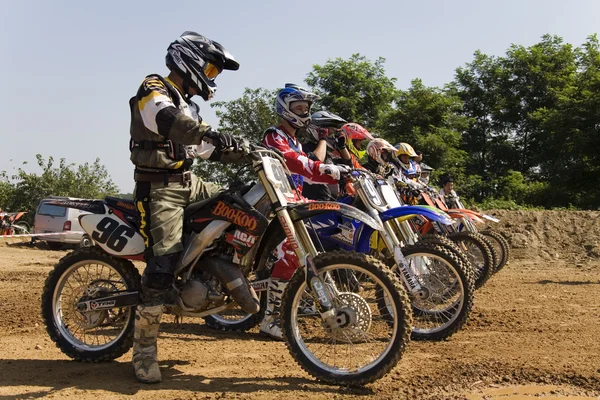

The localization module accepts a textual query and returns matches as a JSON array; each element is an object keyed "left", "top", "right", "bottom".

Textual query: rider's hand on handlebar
[
  {"left": 319, "top": 163, "right": 349, "bottom": 180},
  {"left": 204, "top": 131, "right": 241, "bottom": 152}
]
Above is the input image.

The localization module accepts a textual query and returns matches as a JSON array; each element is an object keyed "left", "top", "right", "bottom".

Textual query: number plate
[{"left": 80, "top": 213, "right": 145, "bottom": 256}]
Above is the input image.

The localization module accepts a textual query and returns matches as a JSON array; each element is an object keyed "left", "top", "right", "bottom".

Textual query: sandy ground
[{"left": 0, "top": 210, "right": 599, "bottom": 399}]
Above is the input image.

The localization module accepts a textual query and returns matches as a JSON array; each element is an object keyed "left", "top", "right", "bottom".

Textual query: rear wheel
[{"left": 41, "top": 247, "right": 141, "bottom": 361}]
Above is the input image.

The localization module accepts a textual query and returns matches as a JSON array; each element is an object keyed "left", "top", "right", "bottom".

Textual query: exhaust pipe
[{"left": 198, "top": 256, "right": 260, "bottom": 314}]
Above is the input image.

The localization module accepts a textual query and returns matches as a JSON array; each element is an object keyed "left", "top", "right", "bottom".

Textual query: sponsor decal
[
  {"left": 49, "top": 200, "right": 100, "bottom": 211},
  {"left": 278, "top": 215, "right": 300, "bottom": 250},
  {"left": 250, "top": 279, "right": 269, "bottom": 292},
  {"left": 308, "top": 202, "right": 341, "bottom": 211},
  {"left": 212, "top": 201, "right": 258, "bottom": 231},
  {"left": 233, "top": 230, "right": 257, "bottom": 246},
  {"left": 332, "top": 222, "right": 355, "bottom": 245},
  {"left": 90, "top": 300, "right": 116, "bottom": 310},
  {"left": 117, "top": 201, "right": 135, "bottom": 211}
]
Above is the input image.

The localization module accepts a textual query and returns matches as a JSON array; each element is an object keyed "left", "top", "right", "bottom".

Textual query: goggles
[{"left": 204, "top": 62, "right": 221, "bottom": 80}]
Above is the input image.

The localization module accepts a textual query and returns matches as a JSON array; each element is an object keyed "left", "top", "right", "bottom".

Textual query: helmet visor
[{"left": 204, "top": 62, "right": 221, "bottom": 80}]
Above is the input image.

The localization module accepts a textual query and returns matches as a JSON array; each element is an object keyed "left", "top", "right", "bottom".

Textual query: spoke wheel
[
  {"left": 281, "top": 251, "right": 412, "bottom": 386},
  {"left": 41, "top": 248, "right": 140, "bottom": 361}
]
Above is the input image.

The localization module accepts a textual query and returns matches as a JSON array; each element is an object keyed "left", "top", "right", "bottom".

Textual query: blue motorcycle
[{"left": 210, "top": 168, "right": 475, "bottom": 341}]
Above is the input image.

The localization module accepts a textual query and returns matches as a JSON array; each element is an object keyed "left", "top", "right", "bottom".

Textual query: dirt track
[{"left": 0, "top": 210, "right": 599, "bottom": 399}]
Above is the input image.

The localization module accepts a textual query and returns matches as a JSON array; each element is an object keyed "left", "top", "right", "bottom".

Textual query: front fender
[
  {"left": 381, "top": 205, "right": 453, "bottom": 226},
  {"left": 446, "top": 209, "right": 484, "bottom": 224},
  {"left": 288, "top": 202, "right": 382, "bottom": 231}
]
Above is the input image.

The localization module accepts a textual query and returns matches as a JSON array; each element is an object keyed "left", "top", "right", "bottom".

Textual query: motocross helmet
[
  {"left": 306, "top": 111, "right": 347, "bottom": 144},
  {"left": 341, "top": 123, "right": 374, "bottom": 160},
  {"left": 419, "top": 163, "right": 433, "bottom": 185},
  {"left": 166, "top": 31, "right": 239, "bottom": 101},
  {"left": 366, "top": 138, "right": 398, "bottom": 166},
  {"left": 395, "top": 142, "right": 418, "bottom": 169},
  {"left": 275, "top": 84, "right": 321, "bottom": 128}
]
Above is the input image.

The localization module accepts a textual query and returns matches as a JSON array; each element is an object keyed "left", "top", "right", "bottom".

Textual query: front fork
[
  {"left": 275, "top": 208, "right": 337, "bottom": 321},
  {"left": 369, "top": 210, "right": 426, "bottom": 297}
]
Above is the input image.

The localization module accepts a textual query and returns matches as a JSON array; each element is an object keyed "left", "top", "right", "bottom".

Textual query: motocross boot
[
  {"left": 132, "top": 304, "right": 163, "bottom": 383},
  {"left": 259, "top": 278, "right": 288, "bottom": 340}
]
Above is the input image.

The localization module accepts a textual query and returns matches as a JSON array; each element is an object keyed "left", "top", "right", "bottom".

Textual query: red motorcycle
[{"left": 0, "top": 208, "right": 31, "bottom": 235}]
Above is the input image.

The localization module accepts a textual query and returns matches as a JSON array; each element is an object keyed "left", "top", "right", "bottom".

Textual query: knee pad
[
  {"left": 140, "top": 273, "right": 173, "bottom": 305},
  {"left": 144, "top": 254, "right": 177, "bottom": 276}
]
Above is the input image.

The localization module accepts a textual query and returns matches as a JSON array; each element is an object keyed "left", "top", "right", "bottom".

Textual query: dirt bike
[
  {"left": 0, "top": 209, "right": 30, "bottom": 235},
  {"left": 443, "top": 192, "right": 511, "bottom": 273},
  {"left": 208, "top": 168, "right": 474, "bottom": 341},
  {"left": 397, "top": 183, "right": 498, "bottom": 288},
  {"left": 41, "top": 143, "right": 412, "bottom": 386}
]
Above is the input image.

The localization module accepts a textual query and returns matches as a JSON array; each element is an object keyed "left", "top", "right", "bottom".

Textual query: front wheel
[
  {"left": 281, "top": 251, "right": 412, "bottom": 386},
  {"left": 41, "top": 247, "right": 141, "bottom": 361},
  {"left": 481, "top": 229, "right": 510, "bottom": 273},
  {"left": 449, "top": 231, "right": 494, "bottom": 288}
]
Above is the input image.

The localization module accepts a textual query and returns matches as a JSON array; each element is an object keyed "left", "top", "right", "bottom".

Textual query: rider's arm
[
  {"left": 263, "top": 131, "right": 336, "bottom": 184},
  {"left": 312, "top": 140, "right": 328, "bottom": 162},
  {"left": 136, "top": 77, "right": 212, "bottom": 145}
]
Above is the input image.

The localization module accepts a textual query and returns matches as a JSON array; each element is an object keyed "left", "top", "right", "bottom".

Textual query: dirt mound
[{"left": 481, "top": 210, "right": 600, "bottom": 262}]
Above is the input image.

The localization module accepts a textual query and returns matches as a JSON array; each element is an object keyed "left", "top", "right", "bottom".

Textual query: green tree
[
  {"left": 306, "top": 54, "right": 397, "bottom": 127},
  {"left": 453, "top": 50, "right": 516, "bottom": 190},
  {"left": 379, "top": 79, "right": 470, "bottom": 189},
  {"left": 3, "top": 155, "right": 118, "bottom": 223},
  {"left": 193, "top": 87, "right": 279, "bottom": 185}
]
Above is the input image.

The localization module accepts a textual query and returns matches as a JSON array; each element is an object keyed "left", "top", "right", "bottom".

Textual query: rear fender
[
  {"left": 381, "top": 205, "right": 454, "bottom": 226},
  {"left": 78, "top": 204, "right": 145, "bottom": 257}
]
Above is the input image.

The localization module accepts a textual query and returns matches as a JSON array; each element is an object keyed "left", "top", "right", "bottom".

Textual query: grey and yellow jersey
[{"left": 129, "top": 74, "right": 214, "bottom": 171}]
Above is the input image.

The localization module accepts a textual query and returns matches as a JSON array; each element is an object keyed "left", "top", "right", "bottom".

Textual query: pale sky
[{"left": 1, "top": 0, "right": 598, "bottom": 193}]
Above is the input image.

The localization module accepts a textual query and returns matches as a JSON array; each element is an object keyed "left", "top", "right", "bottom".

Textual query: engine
[{"left": 179, "top": 272, "right": 226, "bottom": 311}]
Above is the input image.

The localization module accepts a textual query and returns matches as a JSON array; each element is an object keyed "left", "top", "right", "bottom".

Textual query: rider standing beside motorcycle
[
  {"left": 129, "top": 31, "right": 242, "bottom": 383},
  {"left": 261, "top": 85, "right": 347, "bottom": 339}
]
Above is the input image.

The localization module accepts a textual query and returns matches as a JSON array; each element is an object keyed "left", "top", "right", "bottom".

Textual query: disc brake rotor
[{"left": 324, "top": 292, "right": 372, "bottom": 342}]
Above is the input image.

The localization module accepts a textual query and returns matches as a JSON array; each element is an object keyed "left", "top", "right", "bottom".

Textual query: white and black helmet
[
  {"left": 166, "top": 31, "right": 239, "bottom": 101},
  {"left": 306, "top": 111, "right": 347, "bottom": 143}
]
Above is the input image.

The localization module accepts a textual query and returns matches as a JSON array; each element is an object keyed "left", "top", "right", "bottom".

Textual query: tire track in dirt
[{"left": 0, "top": 211, "right": 599, "bottom": 399}]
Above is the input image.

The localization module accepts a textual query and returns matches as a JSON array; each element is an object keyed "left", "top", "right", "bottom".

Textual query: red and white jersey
[{"left": 263, "top": 126, "right": 336, "bottom": 194}]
